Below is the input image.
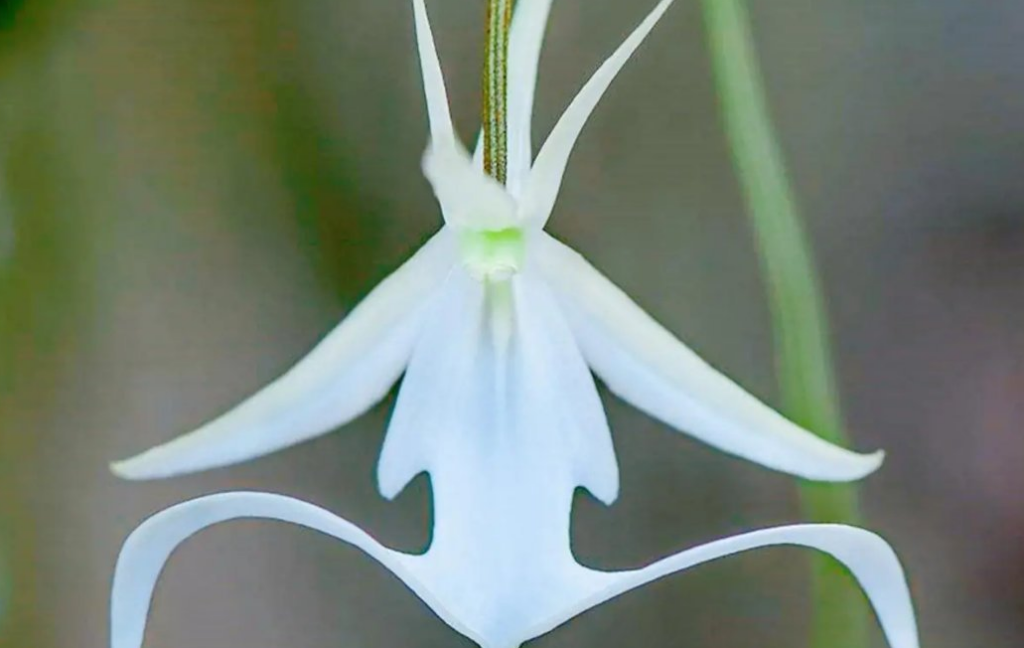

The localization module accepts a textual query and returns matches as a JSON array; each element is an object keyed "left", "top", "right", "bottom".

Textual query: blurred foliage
[
  {"left": 0, "top": 0, "right": 27, "bottom": 32},
  {"left": 0, "top": 3, "right": 94, "bottom": 645},
  {"left": 700, "top": 0, "right": 868, "bottom": 646}
]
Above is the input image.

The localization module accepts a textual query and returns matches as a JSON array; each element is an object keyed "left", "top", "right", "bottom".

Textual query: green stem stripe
[
  {"left": 699, "top": 1, "right": 868, "bottom": 647},
  {"left": 483, "top": 0, "right": 513, "bottom": 184}
]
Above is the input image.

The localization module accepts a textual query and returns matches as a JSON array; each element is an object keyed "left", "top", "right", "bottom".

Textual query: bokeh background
[{"left": 0, "top": 0, "right": 1022, "bottom": 646}]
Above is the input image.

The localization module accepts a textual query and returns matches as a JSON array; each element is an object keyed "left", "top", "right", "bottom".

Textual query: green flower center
[{"left": 459, "top": 227, "right": 526, "bottom": 282}]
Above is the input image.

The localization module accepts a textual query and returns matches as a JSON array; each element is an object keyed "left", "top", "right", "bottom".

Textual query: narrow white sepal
[
  {"left": 523, "top": 0, "right": 675, "bottom": 225},
  {"left": 109, "top": 492, "right": 481, "bottom": 648},
  {"left": 537, "top": 234, "right": 884, "bottom": 482},
  {"left": 413, "top": 0, "right": 456, "bottom": 146},
  {"left": 528, "top": 524, "right": 920, "bottom": 648},
  {"left": 413, "top": 0, "right": 515, "bottom": 227},
  {"left": 111, "top": 231, "right": 456, "bottom": 480},
  {"left": 505, "top": 0, "right": 555, "bottom": 196}
]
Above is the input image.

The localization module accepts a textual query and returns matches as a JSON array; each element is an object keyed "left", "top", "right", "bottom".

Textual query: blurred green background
[{"left": 0, "top": 0, "right": 1022, "bottom": 646}]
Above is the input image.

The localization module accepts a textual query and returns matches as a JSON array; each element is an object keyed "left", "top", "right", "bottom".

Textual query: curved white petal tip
[
  {"left": 109, "top": 492, "right": 460, "bottom": 648},
  {"left": 109, "top": 459, "right": 148, "bottom": 481},
  {"left": 412, "top": 0, "right": 455, "bottom": 145},
  {"left": 110, "top": 231, "right": 455, "bottom": 481},
  {"left": 530, "top": 524, "right": 920, "bottom": 648},
  {"left": 524, "top": 0, "right": 676, "bottom": 225},
  {"left": 537, "top": 234, "right": 884, "bottom": 483}
]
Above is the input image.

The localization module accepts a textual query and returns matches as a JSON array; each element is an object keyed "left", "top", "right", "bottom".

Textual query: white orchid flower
[
  {"left": 113, "top": 0, "right": 882, "bottom": 498},
  {"left": 111, "top": 1, "right": 919, "bottom": 647}
]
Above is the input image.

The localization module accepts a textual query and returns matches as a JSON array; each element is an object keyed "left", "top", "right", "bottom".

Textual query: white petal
[
  {"left": 472, "top": 129, "right": 485, "bottom": 169},
  {"left": 379, "top": 266, "right": 616, "bottom": 646},
  {"left": 412, "top": 0, "right": 516, "bottom": 229},
  {"left": 109, "top": 492, "right": 479, "bottom": 648},
  {"left": 513, "top": 269, "right": 619, "bottom": 504},
  {"left": 505, "top": 0, "right": 555, "bottom": 196},
  {"left": 422, "top": 140, "right": 519, "bottom": 229},
  {"left": 537, "top": 234, "right": 884, "bottom": 482},
  {"left": 522, "top": 0, "right": 675, "bottom": 225},
  {"left": 376, "top": 267, "right": 484, "bottom": 500},
  {"left": 412, "top": 0, "right": 456, "bottom": 146},
  {"left": 529, "top": 524, "right": 920, "bottom": 648},
  {"left": 112, "top": 230, "right": 456, "bottom": 480},
  {"left": 380, "top": 266, "right": 616, "bottom": 503}
]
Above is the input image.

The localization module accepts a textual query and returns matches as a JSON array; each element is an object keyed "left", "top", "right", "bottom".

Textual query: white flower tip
[
  {"left": 827, "top": 447, "right": 887, "bottom": 482},
  {"left": 108, "top": 459, "right": 139, "bottom": 480},
  {"left": 108, "top": 435, "right": 220, "bottom": 481},
  {"left": 794, "top": 446, "right": 884, "bottom": 483},
  {"left": 856, "top": 448, "right": 886, "bottom": 478},
  {"left": 109, "top": 451, "right": 175, "bottom": 481},
  {"left": 792, "top": 446, "right": 886, "bottom": 483}
]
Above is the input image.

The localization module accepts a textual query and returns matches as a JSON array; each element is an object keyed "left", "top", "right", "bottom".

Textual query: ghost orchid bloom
[
  {"left": 114, "top": 0, "right": 882, "bottom": 507},
  {"left": 111, "top": 1, "right": 919, "bottom": 647}
]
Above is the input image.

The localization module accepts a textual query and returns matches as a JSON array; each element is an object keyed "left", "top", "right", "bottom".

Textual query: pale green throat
[{"left": 459, "top": 227, "right": 526, "bottom": 282}]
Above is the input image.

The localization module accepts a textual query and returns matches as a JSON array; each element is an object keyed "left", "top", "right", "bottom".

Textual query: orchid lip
[{"left": 109, "top": 492, "right": 921, "bottom": 648}]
